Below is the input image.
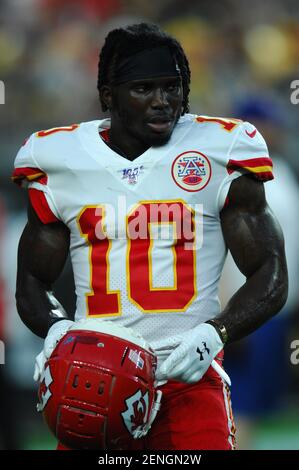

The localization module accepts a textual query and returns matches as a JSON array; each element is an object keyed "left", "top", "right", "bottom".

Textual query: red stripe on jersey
[
  {"left": 227, "top": 157, "right": 274, "bottom": 181},
  {"left": 227, "top": 157, "right": 273, "bottom": 169},
  {"left": 99, "top": 129, "right": 110, "bottom": 143},
  {"left": 36, "top": 124, "right": 79, "bottom": 137},
  {"left": 224, "top": 196, "right": 230, "bottom": 208},
  {"left": 250, "top": 170, "right": 274, "bottom": 181},
  {"left": 29, "top": 188, "right": 59, "bottom": 224},
  {"left": 12, "top": 167, "right": 47, "bottom": 185}
]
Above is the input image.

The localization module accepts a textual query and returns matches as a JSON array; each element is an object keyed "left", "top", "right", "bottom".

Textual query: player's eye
[
  {"left": 132, "top": 84, "right": 150, "bottom": 94},
  {"left": 166, "top": 84, "right": 180, "bottom": 93}
]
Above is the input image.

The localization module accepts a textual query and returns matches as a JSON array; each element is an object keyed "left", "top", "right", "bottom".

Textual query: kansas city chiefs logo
[
  {"left": 37, "top": 365, "right": 53, "bottom": 412},
  {"left": 121, "top": 390, "right": 149, "bottom": 436}
]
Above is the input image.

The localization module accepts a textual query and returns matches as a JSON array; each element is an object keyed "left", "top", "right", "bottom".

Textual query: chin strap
[{"left": 133, "top": 389, "right": 163, "bottom": 439}]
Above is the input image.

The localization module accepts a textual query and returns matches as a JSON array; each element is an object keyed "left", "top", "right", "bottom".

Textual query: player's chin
[
  {"left": 150, "top": 133, "right": 172, "bottom": 147},
  {"left": 145, "top": 118, "right": 177, "bottom": 146},
  {"left": 145, "top": 128, "right": 173, "bottom": 147}
]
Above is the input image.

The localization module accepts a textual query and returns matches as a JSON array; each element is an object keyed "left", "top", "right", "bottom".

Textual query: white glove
[
  {"left": 154, "top": 323, "right": 224, "bottom": 383},
  {"left": 33, "top": 319, "right": 74, "bottom": 382}
]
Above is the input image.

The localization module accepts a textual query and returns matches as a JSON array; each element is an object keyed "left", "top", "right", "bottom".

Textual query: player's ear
[{"left": 100, "top": 85, "right": 113, "bottom": 111}]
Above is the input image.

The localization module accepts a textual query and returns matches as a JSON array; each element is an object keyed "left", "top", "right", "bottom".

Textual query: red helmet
[{"left": 37, "top": 319, "right": 162, "bottom": 450}]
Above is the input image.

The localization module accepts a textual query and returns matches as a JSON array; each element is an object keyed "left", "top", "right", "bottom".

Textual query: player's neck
[{"left": 108, "top": 126, "right": 149, "bottom": 161}]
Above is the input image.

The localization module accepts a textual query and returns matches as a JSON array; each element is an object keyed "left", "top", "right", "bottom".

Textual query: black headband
[{"left": 111, "top": 46, "right": 181, "bottom": 85}]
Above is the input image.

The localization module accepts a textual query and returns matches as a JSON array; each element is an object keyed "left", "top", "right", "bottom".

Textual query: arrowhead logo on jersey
[
  {"left": 121, "top": 390, "right": 149, "bottom": 436},
  {"left": 171, "top": 151, "right": 212, "bottom": 192},
  {"left": 37, "top": 365, "right": 53, "bottom": 412}
]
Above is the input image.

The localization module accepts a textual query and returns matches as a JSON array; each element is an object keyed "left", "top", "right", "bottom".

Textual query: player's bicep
[
  {"left": 220, "top": 175, "right": 286, "bottom": 278},
  {"left": 17, "top": 201, "right": 70, "bottom": 285}
]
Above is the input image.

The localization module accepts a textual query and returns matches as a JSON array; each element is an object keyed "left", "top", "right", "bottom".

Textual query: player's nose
[{"left": 150, "top": 87, "right": 169, "bottom": 109}]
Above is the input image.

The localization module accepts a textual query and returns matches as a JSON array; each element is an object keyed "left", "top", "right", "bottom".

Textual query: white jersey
[{"left": 13, "top": 114, "right": 273, "bottom": 347}]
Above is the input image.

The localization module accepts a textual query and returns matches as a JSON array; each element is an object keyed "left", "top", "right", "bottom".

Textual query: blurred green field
[
  {"left": 253, "top": 415, "right": 299, "bottom": 450},
  {"left": 22, "top": 412, "right": 299, "bottom": 450}
]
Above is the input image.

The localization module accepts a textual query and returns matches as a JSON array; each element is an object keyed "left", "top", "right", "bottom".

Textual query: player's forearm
[
  {"left": 16, "top": 272, "right": 70, "bottom": 338},
  {"left": 215, "top": 254, "right": 288, "bottom": 343}
]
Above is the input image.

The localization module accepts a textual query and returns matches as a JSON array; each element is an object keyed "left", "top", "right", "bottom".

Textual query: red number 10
[{"left": 77, "top": 201, "right": 196, "bottom": 316}]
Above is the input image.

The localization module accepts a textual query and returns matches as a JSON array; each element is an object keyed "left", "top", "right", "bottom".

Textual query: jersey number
[
  {"left": 78, "top": 201, "right": 196, "bottom": 316},
  {"left": 196, "top": 116, "right": 240, "bottom": 132}
]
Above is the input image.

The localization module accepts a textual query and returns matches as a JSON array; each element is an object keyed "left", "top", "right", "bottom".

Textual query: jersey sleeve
[
  {"left": 12, "top": 134, "right": 60, "bottom": 224},
  {"left": 227, "top": 121, "right": 273, "bottom": 181},
  {"left": 217, "top": 121, "right": 273, "bottom": 211}
]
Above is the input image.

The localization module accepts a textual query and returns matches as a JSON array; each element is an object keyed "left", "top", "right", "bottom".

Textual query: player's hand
[
  {"left": 33, "top": 319, "right": 74, "bottom": 382},
  {"left": 154, "top": 323, "right": 224, "bottom": 383}
]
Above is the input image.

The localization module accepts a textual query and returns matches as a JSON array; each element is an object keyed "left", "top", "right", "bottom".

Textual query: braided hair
[{"left": 97, "top": 23, "right": 191, "bottom": 114}]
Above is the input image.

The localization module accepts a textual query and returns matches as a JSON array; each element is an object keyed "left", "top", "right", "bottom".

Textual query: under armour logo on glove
[
  {"left": 154, "top": 323, "right": 224, "bottom": 384},
  {"left": 196, "top": 342, "right": 210, "bottom": 361}
]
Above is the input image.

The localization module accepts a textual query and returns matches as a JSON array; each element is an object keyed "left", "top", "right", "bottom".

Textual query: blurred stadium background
[{"left": 1, "top": 0, "right": 299, "bottom": 450}]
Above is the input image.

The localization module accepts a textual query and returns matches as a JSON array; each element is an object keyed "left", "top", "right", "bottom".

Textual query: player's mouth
[{"left": 146, "top": 117, "right": 173, "bottom": 133}]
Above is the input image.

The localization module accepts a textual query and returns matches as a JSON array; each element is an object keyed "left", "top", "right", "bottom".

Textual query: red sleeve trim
[
  {"left": 99, "top": 129, "right": 110, "bottom": 143},
  {"left": 223, "top": 196, "right": 230, "bottom": 208},
  {"left": 227, "top": 157, "right": 274, "bottom": 182},
  {"left": 227, "top": 157, "right": 272, "bottom": 169},
  {"left": 12, "top": 167, "right": 47, "bottom": 186},
  {"left": 28, "top": 188, "right": 59, "bottom": 224}
]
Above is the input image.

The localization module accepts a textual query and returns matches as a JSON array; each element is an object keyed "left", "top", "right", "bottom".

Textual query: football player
[{"left": 13, "top": 23, "right": 288, "bottom": 450}]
